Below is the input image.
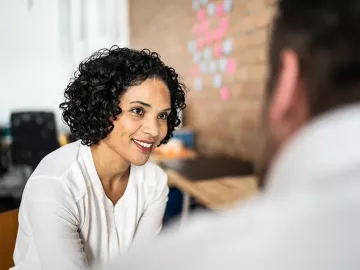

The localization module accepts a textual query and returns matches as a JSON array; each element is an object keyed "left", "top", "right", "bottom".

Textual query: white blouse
[{"left": 11, "top": 141, "right": 169, "bottom": 270}]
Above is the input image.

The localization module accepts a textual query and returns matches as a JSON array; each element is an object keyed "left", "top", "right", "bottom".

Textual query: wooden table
[
  {"left": 167, "top": 169, "right": 258, "bottom": 211},
  {"left": 158, "top": 157, "right": 258, "bottom": 222}
]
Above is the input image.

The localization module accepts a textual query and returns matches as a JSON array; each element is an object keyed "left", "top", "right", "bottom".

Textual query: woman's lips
[{"left": 132, "top": 139, "right": 154, "bottom": 154}]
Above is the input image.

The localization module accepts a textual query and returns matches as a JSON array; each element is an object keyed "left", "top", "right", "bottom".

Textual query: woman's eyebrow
[
  {"left": 130, "top": 101, "right": 171, "bottom": 111},
  {"left": 130, "top": 101, "right": 151, "bottom": 107}
]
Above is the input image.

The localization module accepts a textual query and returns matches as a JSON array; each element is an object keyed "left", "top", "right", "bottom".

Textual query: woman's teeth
[{"left": 133, "top": 140, "right": 152, "bottom": 148}]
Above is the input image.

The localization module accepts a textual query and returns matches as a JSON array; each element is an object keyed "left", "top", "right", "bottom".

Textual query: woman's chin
[{"left": 130, "top": 156, "right": 150, "bottom": 166}]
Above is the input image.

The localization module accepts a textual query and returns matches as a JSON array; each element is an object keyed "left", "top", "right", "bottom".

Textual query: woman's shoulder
[
  {"left": 32, "top": 140, "right": 82, "bottom": 178},
  {"left": 24, "top": 141, "right": 86, "bottom": 203}
]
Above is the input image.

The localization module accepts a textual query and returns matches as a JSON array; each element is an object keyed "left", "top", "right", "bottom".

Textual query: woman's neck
[{"left": 90, "top": 141, "right": 130, "bottom": 186}]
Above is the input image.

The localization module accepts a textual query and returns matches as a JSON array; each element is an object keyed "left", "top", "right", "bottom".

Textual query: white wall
[{"left": 0, "top": 0, "right": 129, "bottom": 131}]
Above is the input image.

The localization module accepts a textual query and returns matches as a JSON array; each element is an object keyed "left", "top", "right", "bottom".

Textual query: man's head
[{"left": 256, "top": 0, "right": 360, "bottom": 187}]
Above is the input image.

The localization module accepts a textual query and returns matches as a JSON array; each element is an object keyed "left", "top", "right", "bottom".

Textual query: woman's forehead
[{"left": 120, "top": 78, "right": 171, "bottom": 107}]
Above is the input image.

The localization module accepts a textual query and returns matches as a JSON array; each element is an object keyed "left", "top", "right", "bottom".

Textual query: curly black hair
[{"left": 59, "top": 46, "right": 187, "bottom": 146}]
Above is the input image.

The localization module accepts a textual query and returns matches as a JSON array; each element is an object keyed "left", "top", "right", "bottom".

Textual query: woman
[{"left": 11, "top": 46, "right": 187, "bottom": 270}]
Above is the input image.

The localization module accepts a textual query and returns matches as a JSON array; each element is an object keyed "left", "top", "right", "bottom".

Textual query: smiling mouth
[{"left": 132, "top": 139, "right": 154, "bottom": 154}]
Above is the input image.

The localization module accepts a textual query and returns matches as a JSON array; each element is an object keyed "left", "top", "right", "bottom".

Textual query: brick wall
[{"left": 130, "top": 0, "right": 275, "bottom": 161}]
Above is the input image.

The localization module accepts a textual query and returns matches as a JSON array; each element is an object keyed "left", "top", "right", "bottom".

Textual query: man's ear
[{"left": 269, "top": 49, "right": 300, "bottom": 124}]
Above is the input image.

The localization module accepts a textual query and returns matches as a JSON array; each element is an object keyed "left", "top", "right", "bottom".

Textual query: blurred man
[{"left": 101, "top": 0, "right": 360, "bottom": 269}]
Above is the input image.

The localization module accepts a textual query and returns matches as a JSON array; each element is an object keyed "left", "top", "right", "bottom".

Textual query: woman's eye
[
  {"left": 132, "top": 108, "right": 144, "bottom": 115},
  {"left": 158, "top": 113, "right": 168, "bottom": 120}
]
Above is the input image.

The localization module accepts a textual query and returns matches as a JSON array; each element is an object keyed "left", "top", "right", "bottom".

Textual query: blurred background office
[
  {"left": 0, "top": 2, "right": 273, "bottom": 267},
  {"left": 0, "top": 0, "right": 130, "bottom": 211}
]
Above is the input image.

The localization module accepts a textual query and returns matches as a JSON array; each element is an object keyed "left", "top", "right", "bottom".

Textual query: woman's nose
[{"left": 142, "top": 119, "right": 160, "bottom": 139}]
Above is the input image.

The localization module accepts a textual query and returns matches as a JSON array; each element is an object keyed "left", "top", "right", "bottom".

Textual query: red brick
[{"left": 130, "top": 0, "right": 272, "bottom": 161}]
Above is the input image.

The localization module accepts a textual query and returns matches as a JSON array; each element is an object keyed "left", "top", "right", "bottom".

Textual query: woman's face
[{"left": 103, "top": 78, "right": 171, "bottom": 166}]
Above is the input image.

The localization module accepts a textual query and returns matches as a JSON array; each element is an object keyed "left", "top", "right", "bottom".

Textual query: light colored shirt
[
  {"left": 11, "top": 140, "right": 169, "bottom": 270},
  {"left": 102, "top": 104, "right": 360, "bottom": 270}
]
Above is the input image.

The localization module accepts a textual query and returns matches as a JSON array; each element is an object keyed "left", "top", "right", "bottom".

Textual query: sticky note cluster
[{"left": 188, "top": 0, "right": 235, "bottom": 101}]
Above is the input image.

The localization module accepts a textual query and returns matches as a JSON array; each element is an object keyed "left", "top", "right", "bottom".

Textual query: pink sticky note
[
  {"left": 220, "top": 16, "right": 229, "bottom": 31},
  {"left": 214, "top": 26, "right": 225, "bottom": 41},
  {"left": 196, "top": 38, "right": 205, "bottom": 49},
  {"left": 205, "top": 32, "right": 213, "bottom": 45},
  {"left": 214, "top": 44, "right": 223, "bottom": 57},
  {"left": 220, "top": 86, "right": 230, "bottom": 101},
  {"left": 197, "top": 8, "right": 206, "bottom": 21},
  {"left": 202, "top": 37, "right": 209, "bottom": 47},
  {"left": 204, "top": 31, "right": 216, "bottom": 45},
  {"left": 226, "top": 58, "right": 236, "bottom": 74},
  {"left": 201, "top": 20, "right": 209, "bottom": 32},
  {"left": 216, "top": 3, "right": 225, "bottom": 17},
  {"left": 209, "top": 31, "right": 219, "bottom": 44},
  {"left": 190, "top": 65, "right": 200, "bottom": 77}
]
